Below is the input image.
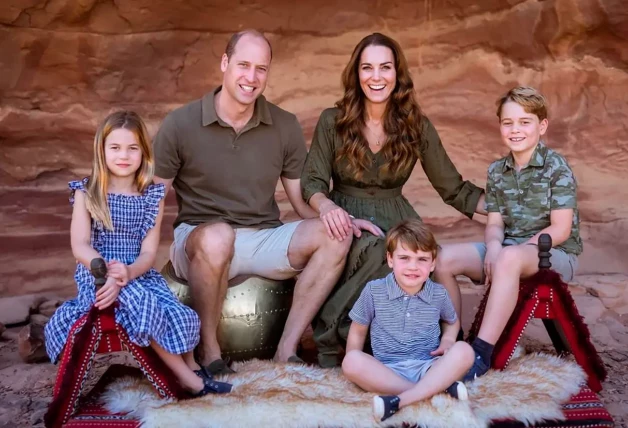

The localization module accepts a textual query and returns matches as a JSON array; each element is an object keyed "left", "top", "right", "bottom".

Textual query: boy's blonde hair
[
  {"left": 86, "top": 111, "right": 154, "bottom": 230},
  {"left": 386, "top": 219, "right": 438, "bottom": 259},
  {"left": 496, "top": 86, "right": 548, "bottom": 121}
]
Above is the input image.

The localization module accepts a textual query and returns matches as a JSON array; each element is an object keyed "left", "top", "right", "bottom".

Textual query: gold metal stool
[{"left": 162, "top": 261, "right": 294, "bottom": 361}]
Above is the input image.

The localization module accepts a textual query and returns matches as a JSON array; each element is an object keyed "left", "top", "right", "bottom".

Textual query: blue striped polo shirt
[{"left": 349, "top": 273, "right": 457, "bottom": 364}]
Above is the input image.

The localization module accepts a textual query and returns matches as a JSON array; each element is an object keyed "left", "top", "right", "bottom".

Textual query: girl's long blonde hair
[{"left": 85, "top": 111, "right": 154, "bottom": 230}]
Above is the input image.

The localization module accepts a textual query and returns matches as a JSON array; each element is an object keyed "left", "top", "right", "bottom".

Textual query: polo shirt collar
[
  {"left": 503, "top": 141, "right": 548, "bottom": 172},
  {"left": 202, "top": 86, "right": 273, "bottom": 127},
  {"left": 386, "top": 273, "right": 434, "bottom": 304}
]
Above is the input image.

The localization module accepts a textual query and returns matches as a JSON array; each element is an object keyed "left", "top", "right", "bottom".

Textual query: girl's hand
[
  {"left": 484, "top": 242, "right": 502, "bottom": 286},
  {"left": 350, "top": 218, "right": 385, "bottom": 239},
  {"left": 319, "top": 200, "right": 353, "bottom": 241},
  {"left": 430, "top": 338, "right": 455, "bottom": 356},
  {"left": 95, "top": 276, "right": 121, "bottom": 310},
  {"left": 107, "top": 260, "right": 129, "bottom": 287}
]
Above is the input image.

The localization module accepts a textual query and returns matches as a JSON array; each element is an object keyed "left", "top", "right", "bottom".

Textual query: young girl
[{"left": 44, "top": 111, "right": 231, "bottom": 396}]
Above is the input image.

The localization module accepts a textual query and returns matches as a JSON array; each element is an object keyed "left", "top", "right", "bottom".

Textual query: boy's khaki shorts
[
  {"left": 170, "top": 221, "right": 304, "bottom": 282},
  {"left": 473, "top": 239, "right": 578, "bottom": 283}
]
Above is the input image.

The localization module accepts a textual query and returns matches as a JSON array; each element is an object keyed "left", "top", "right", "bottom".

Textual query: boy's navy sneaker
[
  {"left": 463, "top": 352, "right": 490, "bottom": 382},
  {"left": 445, "top": 381, "right": 468, "bottom": 400},
  {"left": 373, "top": 395, "right": 400, "bottom": 422}
]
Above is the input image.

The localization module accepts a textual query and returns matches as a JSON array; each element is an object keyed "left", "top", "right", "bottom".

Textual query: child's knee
[
  {"left": 451, "top": 341, "right": 475, "bottom": 367},
  {"left": 435, "top": 246, "right": 480, "bottom": 276},
  {"left": 434, "top": 253, "right": 451, "bottom": 274},
  {"left": 495, "top": 245, "right": 523, "bottom": 270},
  {"left": 434, "top": 247, "right": 459, "bottom": 274},
  {"left": 495, "top": 245, "right": 537, "bottom": 274},
  {"left": 341, "top": 350, "right": 364, "bottom": 378}
]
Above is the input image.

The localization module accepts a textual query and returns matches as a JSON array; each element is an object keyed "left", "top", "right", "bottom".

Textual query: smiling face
[
  {"left": 104, "top": 128, "right": 142, "bottom": 179},
  {"left": 358, "top": 44, "right": 397, "bottom": 107},
  {"left": 387, "top": 243, "right": 435, "bottom": 294},
  {"left": 499, "top": 101, "right": 548, "bottom": 161},
  {"left": 220, "top": 34, "right": 271, "bottom": 107}
]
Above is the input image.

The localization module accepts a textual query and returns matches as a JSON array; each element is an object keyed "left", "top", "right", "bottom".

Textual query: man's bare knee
[
  {"left": 316, "top": 219, "right": 352, "bottom": 256},
  {"left": 187, "top": 222, "right": 235, "bottom": 266},
  {"left": 290, "top": 219, "right": 352, "bottom": 267}
]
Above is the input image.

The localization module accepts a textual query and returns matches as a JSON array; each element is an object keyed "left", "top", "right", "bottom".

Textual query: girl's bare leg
[{"left": 151, "top": 341, "right": 203, "bottom": 393}]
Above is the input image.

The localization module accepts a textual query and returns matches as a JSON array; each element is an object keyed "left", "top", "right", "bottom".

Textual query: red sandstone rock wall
[{"left": 1, "top": 0, "right": 627, "bottom": 297}]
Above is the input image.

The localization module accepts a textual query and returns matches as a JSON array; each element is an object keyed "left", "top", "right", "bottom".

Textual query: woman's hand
[
  {"left": 350, "top": 219, "right": 385, "bottom": 239},
  {"left": 319, "top": 200, "right": 353, "bottom": 241},
  {"left": 95, "top": 276, "right": 121, "bottom": 310},
  {"left": 107, "top": 260, "right": 130, "bottom": 287},
  {"left": 483, "top": 242, "right": 502, "bottom": 285}
]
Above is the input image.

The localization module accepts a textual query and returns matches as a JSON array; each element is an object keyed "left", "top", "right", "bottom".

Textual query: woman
[{"left": 302, "top": 33, "right": 486, "bottom": 367}]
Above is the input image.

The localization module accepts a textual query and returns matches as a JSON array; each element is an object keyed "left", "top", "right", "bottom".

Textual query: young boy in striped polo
[{"left": 341, "top": 219, "right": 475, "bottom": 422}]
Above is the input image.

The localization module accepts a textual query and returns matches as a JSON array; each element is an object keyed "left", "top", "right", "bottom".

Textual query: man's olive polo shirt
[{"left": 154, "top": 87, "right": 307, "bottom": 229}]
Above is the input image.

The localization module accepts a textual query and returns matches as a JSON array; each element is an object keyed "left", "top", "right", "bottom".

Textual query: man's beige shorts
[{"left": 170, "top": 221, "right": 304, "bottom": 282}]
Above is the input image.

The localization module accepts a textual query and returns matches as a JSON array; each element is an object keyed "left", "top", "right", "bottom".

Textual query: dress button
[
  {"left": 369, "top": 216, "right": 375, "bottom": 221},
  {"left": 519, "top": 189, "right": 523, "bottom": 194},
  {"left": 406, "top": 313, "right": 410, "bottom": 317}
]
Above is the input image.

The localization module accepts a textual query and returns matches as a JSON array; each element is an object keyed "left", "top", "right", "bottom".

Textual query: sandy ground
[{"left": 0, "top": 280, "right": 626, "bottom": 428}]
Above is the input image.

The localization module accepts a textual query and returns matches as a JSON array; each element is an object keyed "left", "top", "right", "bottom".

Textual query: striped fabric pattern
[{"left": 349, "top": 273, "right": 457, "bottom": 364}]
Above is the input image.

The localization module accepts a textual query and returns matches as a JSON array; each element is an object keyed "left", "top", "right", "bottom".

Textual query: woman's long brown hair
[{"left": 335, "top": 33, "right": 424, "bottom": 179}]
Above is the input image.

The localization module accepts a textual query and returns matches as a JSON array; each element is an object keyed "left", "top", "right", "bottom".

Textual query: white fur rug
[{"left": 101, "top": 353, "right": 584, "bottom": 428}]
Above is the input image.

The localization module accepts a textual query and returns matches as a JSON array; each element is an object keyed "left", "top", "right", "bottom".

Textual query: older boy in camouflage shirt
[{"left": 434, "top": 86, "right": 582, "bottom": 380}]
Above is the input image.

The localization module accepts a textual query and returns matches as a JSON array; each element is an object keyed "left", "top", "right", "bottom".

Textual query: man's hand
[
  {"left": 484, "top": 241, "right": 502, "bottom": 285},
  {"left": 319, "top": 200, "right": 353, "bottom": 241},
  {"left": 350, "top": 219, "right": 385, "bottom": 239},
  {"left": 95, "top": 276, "right": 121, "bottom": 310},
  {"left": 107, "top": 260, "right": 130, "bottom": 287},
  {"left": 430, "top": 337, "right": 455, "bottom": 356}
]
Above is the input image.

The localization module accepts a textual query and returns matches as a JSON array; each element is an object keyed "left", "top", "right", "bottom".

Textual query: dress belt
[{"left": 333, "top": 184, "right": 403, "bottom": 199}]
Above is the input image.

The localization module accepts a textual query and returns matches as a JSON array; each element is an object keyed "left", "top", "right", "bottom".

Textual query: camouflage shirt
[{"left": 485, "top": 141, "right": 582, "bottom": 255}]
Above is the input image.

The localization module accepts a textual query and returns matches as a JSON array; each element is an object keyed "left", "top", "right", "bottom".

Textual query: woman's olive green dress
[{"left": 302, "top": 108, "right": 483, "bottom": 367}]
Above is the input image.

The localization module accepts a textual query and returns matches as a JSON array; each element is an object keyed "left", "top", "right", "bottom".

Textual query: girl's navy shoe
[{"left": 192, "top": 370, "right": 233, "bottom": 396}]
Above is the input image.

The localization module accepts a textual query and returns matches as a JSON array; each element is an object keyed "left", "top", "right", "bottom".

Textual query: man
[{"left": 153, "top": 30, "right": 360, "bottom": 374}]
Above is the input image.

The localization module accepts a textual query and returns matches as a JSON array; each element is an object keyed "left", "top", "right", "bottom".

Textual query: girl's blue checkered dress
[{"left": 44, "top": 178, "right": 200, "bottom": 363}]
